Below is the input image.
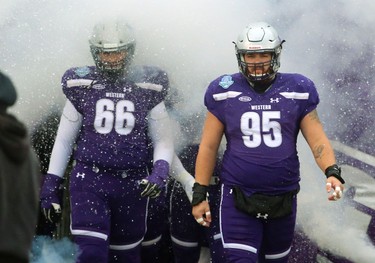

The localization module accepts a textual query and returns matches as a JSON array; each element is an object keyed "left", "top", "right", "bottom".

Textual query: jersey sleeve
[
  {"left": 298, "top": 74, "right": 320, "bottom": 120},
  {"left": 61, "top": 67, "right": 94, "bottom": 114},
  {"left": 204, "top": 75, "right": 228, "bottom": 124},
  {"left": 143, "top": 66, "right": 170, "bottom": 103},
  {"left": 154, "top": 69, "right": 170, "bottom": 100}
]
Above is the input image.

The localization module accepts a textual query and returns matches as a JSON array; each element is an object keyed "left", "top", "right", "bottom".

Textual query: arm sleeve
[
  {"left": 47, "top": 100, "right": 82, "bottom": 177},
  {"left": 170, "top": 153, "right": 195, "bottom": 202},
  {"left": 148, "top": 101, "right": 174, "bottom": 165}
]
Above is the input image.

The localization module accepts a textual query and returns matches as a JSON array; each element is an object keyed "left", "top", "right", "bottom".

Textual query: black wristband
[
  {"left": 191, "top": 182, "right": 208, "bottom": 206},
  {"left": 325, "top": 164, "right": 345, "bottom": 184}
]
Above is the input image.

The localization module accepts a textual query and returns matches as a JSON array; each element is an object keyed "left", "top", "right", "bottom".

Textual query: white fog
[{"left": 1, "top": 0, "right": 375, "bottom": 262}]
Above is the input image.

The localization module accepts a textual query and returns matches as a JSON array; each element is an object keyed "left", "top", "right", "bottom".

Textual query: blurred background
[{"left": 1, "top": 0, "right": 375, "bottom": 262}]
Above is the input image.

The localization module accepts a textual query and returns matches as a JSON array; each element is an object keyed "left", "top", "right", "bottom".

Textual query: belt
[{"left": 86, "top": 162, "right": 148, "bottom": 178}]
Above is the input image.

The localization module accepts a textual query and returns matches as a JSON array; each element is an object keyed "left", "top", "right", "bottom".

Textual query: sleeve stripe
[
  {"left": 213, "top": 91, "right": 242, "bottom": 101},
  {"left": 66, "top": 79, "right": 94, "bottom": 88},
  {"left": 136, "top": 82, "right": 163, "bottom": 92},
  {"left": 279, "top": 92, "right": 309, "bottom": 100}
]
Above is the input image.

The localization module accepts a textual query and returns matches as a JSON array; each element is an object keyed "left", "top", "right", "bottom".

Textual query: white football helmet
[
  {"left": 89, "top": 19, "right": 136, "bottom": 78},
  {"left": 235, "top": 22, "right": 284, "bottom": 83}
]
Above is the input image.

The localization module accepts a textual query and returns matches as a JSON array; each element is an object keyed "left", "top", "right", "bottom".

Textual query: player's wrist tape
[
  {"left": 191, "top": 182, "right": 208, "bottom": 206},
  {"left": 325, "top": 164, "right": 345, "bottom": 184}
]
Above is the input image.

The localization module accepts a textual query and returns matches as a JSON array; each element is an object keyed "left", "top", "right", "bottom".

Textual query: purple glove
[
  {"left": 40, "top": 173, "right": 64, "bottom": 223},
  {"left": 140, "top": 159, "right": 169, "bottom": 198}
]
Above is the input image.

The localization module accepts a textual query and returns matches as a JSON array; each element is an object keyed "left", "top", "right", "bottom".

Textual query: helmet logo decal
[
  {"left": 219, "top": 75, "right": 234, "bottom": 89},
  {"left": 248, "top": 45, "right": 262, "bottom": 50},
  {"left": 74, "top": 66, "right": 91, "bottom": 77}
]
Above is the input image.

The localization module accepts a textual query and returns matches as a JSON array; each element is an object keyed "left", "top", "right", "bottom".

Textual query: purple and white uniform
[
  {"left": 204, "top": 72, "right": 319, "bottom": 262},
  {"left": 47, "top": 65, "right": 172, "bottom": 263},
  {"left": 63, "top": 65, "right": 168, "bottom": 170},
  {"left": 170, "top": 144, "right": 225, "bottom": 263}
]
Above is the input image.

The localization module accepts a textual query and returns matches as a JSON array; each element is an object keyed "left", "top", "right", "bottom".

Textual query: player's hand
[
  {"left": 191, "top": 182, "right": 211, "bottom": 227},
  {"left": 192, "top": 200, "right": 211, "bottom": 227},
  {"left": 140, "top": 160, "right": 169, "bottom": 198},
  {"left": 326, "top": 178, "right": 344, "bottom": 201},
  {"left": 43, "top": 203, "right": 62, "bottom": 223},
  {"left": 324, "top": 164, "right": 345, "bottom": 201},
  {"left": 140, "top": 179, "right": 162, "bottom": 198},
  {"left": 40, "top": 173, "right": 64, "bottom": 223}
]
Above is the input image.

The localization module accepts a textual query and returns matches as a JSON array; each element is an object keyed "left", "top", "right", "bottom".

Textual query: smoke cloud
[
  {"left": 1, "top": 0, "right": 375, "bottom": 262},
  {"left": 31, "top": 236, "right": 78, "bottom": 263}
]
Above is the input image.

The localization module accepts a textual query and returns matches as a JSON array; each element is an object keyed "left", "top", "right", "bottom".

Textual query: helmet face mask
[
  {"left": 241, "top": 52, "right": 274, "bottom": 81},
  {"left": 89, "top": 20, "right": 136, "bottom": 79},
  {"left": 235, "top": 22, "right": 284, "bottom": 84},
  {"left": 98, "top": 51, "right": 126, "bottom": 71}
]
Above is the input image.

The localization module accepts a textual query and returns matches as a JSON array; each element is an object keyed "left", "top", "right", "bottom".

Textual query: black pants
[{"left": 0, "top": 253, "right": 28, "bottom": 263}]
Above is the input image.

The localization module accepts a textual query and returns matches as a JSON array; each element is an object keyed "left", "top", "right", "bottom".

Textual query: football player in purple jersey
[
  {"left": 191, "top": 22, "right": 346, "bottom": 263},
  {"left": 39, "top": 19, "right": 175, "bottom": 263},
  {"left": 169, "top": 143, "right": 225, "bottom": 263}
]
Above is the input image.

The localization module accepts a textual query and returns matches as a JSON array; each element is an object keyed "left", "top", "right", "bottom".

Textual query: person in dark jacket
[{"left": 0, "top": 71, "right": 40, "bottom": 263}]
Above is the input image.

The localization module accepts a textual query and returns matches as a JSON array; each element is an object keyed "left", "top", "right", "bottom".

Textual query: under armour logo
[
  {"left": 270, "top": 98, "right": 280, "bottom": 103},
  {"left": 76, "top": 172, "right": 85, "bottom": 179},
  {"left": 123, "top": 87, "right": 132, "bottom": 92},
  {"left": 256, "top": 213, "right": 269, "bottom": 219}
]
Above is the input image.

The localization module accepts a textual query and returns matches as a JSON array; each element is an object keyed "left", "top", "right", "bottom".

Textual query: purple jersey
[
  {"left": 62, "top": 65, "right": 169, "bottom": 170},
  {"left": 204, "top": 73, "right": 319, "bottom": 195}
]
